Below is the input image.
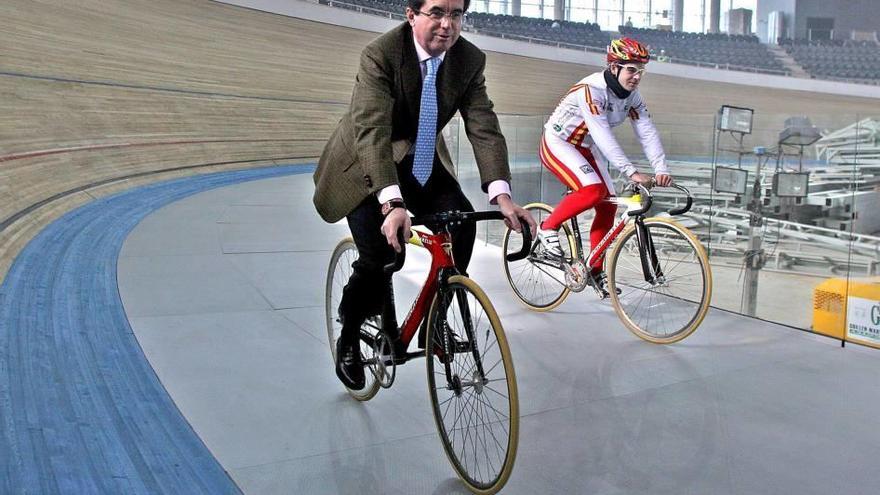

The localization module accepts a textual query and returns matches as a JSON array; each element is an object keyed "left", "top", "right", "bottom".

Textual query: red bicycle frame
[
  {"left": 377, "top": 210, "right": 531, "bottom": 359},
  {"left": 392, "top": 228, "right": 457, "bottom": 348}
]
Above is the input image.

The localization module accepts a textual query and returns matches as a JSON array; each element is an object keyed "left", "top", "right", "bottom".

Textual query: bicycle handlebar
[
  {"left": 383, "top": 210, "right": 533, "bottom": 274},
  {"left": 625, "top": 181, "right": 693, "bottom": 217},
  {"left": 626, "top": 182, "right": 654, "bottom": 217},
  {"left": 385, "top": 231, "right": 409, "bottom": 274},
  {"left": 666, "top": 183, "right": 693, "bottom": 215}
]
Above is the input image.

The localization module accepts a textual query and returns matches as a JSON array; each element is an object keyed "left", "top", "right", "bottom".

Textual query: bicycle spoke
[
  {"left": 447, "top": 387, "right": 477, "bottom": 438},
  {"left": 474, "top": 400, "right": 500, "bottom": 474},
  {"left": 472, "top": 389, "right": 512, "bottom": 425},
  {"left": 481, "top": 356, "right": 504, "bottom": 377},
  {"left": 468, "top": 390, "right": 505, "bottom": 476},
  {"left": 435, "top": 393, "right": 455, "bottom": 406}
]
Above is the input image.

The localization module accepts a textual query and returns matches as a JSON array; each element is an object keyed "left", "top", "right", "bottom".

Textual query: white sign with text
[{"left": 846, "top": 296, "right": 880, "bottom": 345}]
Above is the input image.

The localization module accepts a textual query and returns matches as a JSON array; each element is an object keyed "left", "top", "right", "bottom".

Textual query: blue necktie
[{"left": 413, "top": 57, "right": 439, "bottom": 186}]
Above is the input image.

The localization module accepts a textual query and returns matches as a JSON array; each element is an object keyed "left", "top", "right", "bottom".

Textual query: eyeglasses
[
  {"left": 413, "top": 8, "right": 466, "bottom": 23},
  {"left": 618, "top": 64, "right": 647, "bottom": 76}
]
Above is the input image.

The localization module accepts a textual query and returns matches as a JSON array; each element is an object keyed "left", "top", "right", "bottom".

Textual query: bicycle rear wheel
[
  {"left": 502, "top": 203, "right": 576, "bottom": 311},
  {"left": 606, "top": 217, "right": 712, "bottom": 344},
  {"left": 426, "top": 275, "right": 518, "bottom": 494},
  {"left": 325, "top": 238, "right": 381, "bottom": 401}
]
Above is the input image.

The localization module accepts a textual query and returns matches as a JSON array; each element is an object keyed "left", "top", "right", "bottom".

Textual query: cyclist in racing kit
[{"left": 536, "top": 37, "right": 673, "bottom": 296}]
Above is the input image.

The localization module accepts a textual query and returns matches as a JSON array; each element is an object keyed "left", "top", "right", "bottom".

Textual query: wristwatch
[{"left": 381, "top": 199, "right": 406, "bottom": 216}]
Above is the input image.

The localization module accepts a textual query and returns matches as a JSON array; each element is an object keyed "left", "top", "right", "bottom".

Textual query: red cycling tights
[{"left": 541, "top": 183, "right": 616, "bottom": 270}]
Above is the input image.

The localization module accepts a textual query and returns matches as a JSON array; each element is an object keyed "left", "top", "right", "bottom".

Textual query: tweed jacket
[{"left": 313, "top": 22, "right": 511, "bottom": 223}]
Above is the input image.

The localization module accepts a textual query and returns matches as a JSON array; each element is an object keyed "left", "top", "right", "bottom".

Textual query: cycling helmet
[{"left": 607, "top": 37, "right": 650, "bottom": 64}]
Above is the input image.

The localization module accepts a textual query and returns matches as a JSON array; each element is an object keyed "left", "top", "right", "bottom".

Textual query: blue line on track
[{"left": 0, "top": 164, "right": 314, "bottom": 494}]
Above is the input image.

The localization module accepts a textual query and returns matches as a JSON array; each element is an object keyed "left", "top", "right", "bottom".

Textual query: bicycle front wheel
[
  {"left": 426, "top": 275, "right": 518, "bottom": 494},
  {"left": 325, "top": 238, "right": 381, "bottom": 401},
  {"left": 502, "top": 202, "right": 575, "bottom": 311},
  {"left": 606, "top": 217, "right": 712, "bottom": 344}
]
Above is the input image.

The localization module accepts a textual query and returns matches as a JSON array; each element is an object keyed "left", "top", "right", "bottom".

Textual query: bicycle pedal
[{"left": 378, "top": 339, "right": 409, "bottom": 365}]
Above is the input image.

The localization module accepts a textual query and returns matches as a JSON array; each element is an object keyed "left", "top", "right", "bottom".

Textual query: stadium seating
[
  {"left": 618, "top": 26, "right": 787, "bottom": 75},
  {"left": 466, "top": 13, "right": 609, "bottom": 49},
  {"left": 320, "top": 1, "right": 788, "bottom": 76},
  {"left": 318, "top": 0, "right": 407, "bottom": 15},
  {"left": 780, "top": 38, "right": 880, "bottom": 83}
]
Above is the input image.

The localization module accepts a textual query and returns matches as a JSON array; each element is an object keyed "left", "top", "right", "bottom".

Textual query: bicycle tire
[
  {"left": 606, "top": 217, "right": 712, "bottom": 344},
  {"left": 502, "top": 203, "right": 576, "bottom": 311},
  {"left": 325, "top": 238, "right": 381, "bottom": 401},
  {"left": 425, "top": 275, "right": 519, "bottom": 494}
]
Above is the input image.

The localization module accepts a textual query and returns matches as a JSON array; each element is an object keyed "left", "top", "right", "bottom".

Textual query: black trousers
[{"left": 338, "top": 157, "right": 475, "bottom": 345}]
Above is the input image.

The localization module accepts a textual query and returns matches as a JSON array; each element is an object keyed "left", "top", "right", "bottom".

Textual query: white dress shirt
[{"left": 377, "top": 36, "right": 511, "bottom": 205}]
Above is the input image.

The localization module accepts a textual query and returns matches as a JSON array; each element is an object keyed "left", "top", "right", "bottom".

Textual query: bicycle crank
[
  {"left": 371, "top": 332, "right": 397, "bottom": 388},
  {"left": 564, "top": 259, "right": 590, "bottom": 292}
]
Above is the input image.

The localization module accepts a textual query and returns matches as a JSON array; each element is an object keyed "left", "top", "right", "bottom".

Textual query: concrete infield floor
[
  {"left": 3, "top": 165, "right": 878, "bottom": 494},
  {"left": 118, "top": 170, "right": 880, "bottom": 494}
]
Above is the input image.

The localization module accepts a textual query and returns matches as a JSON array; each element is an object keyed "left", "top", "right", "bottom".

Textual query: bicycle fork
[
  {"left": 434, "top": 285, "right": 486, "bottom": 396},
  {"left": 635, "top": 217, "right": 664, "bottom": 284}
]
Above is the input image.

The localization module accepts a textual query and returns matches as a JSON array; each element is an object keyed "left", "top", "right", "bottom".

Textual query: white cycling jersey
[{"left": 543, "top": 71, "right": 669, "bottom": 179}]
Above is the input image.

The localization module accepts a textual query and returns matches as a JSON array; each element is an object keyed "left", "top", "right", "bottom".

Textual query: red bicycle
[
  {"left": 325, "top": 210, "right": 530, "bottom": 494},
  {"left": 502, "top": 182, "right": 712, "bottom": 344}
]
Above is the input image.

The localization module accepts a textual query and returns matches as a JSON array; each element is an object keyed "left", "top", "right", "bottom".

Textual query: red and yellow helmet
[{"left": 607, "top": 37, "right": 650, "bottom": 64}]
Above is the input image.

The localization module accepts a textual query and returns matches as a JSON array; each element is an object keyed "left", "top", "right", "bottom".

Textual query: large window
[
  {"left": 468, "top": 0, "right": 556, "bottom": 17},
  {"left": 595, "top": 0, "right": 624, "bottom": 29},
  {"left": 520, "top": 0, "right": 555, "bottom": 19},
  {"left": 474, "top": 0, "right": 510, "bottom": 15},
  {"left": 566, "top": 2, "right": 594, "bottom": 23},
  {"left": 468, "top": 0, "right": 758, "bottom": 34}
]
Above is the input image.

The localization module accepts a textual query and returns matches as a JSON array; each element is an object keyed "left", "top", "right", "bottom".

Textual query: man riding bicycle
[
  {"left": 313, "top": 0, "right": 535, "bottom": 391},
  {"left": 536, "top": 37, "right": 673, "bottom": 297}
]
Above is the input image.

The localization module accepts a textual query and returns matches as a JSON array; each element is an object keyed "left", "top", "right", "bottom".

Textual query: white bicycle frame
[{"left": 582, "top": 194, "right": 646, "bottom": 270}]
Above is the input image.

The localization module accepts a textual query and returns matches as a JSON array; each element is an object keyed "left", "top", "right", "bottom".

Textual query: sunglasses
[{"left": 618, "top": 64, "right": 647, "bottom": 76}]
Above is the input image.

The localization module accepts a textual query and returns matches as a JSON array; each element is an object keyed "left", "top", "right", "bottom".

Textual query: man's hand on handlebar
[
  {"left": 629, "top": 172, "right": 653, "bottom": 187},
  {"left": 630, "top": 172, "right": 673, "bottom": 188},
  {"left": 655, "top": 174, "right": 673, "bottom": 187},
  {"left": 496, "top": 194, "right": 537, "bottom": 236},
  {"left": 381, "top": 207, "right": 412, "bottom": 253}
]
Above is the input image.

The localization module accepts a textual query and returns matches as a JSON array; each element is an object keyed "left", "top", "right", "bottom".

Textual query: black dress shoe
[{"left": 335, "top": 339, "right": 366, "bottom": 390}]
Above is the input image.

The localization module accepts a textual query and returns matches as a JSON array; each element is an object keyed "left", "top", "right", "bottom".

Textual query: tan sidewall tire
[
  {"left": 607, "top": 217, "right": 713, "bottom": 344},
  {"left": 425, "top": 275, "right": 519, "bottom": 494},
  {"left": 502, "top": 202, "right": 576, "bottom": 312},
  {"left": 325, "top": 237, "right": 380, "bottom": 401}
]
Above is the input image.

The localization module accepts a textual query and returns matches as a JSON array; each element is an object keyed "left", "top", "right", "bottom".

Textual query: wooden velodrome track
[{"left": 2, "top": 0, "right": 879, "bottom": 281}]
